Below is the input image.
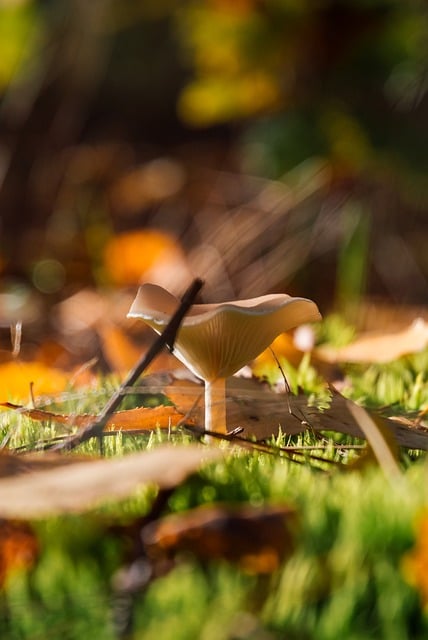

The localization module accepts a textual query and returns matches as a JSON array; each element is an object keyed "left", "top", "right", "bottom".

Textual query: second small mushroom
[{"left": 128, "top": 284, "right": 321, "bottom": 435}]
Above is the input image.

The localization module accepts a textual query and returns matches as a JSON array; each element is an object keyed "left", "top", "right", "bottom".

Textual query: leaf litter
[
  {"left": 0, "top": 445, "right": 224, "bottom": 518},
  {"left": 3, "top": 371, "right": 427, "bottom": 450},
  {"left": 0, "top": 282, "right": 427, "bottom": 637}
]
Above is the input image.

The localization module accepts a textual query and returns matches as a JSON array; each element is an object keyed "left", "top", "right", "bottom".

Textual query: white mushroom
[{"left": 128, "top": 284, "right": 321, "bottom": 435}]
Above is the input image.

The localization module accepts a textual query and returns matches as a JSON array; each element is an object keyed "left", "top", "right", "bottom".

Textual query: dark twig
[
  {"left": 182, "top": 423, "right": 339, "bottom": 469},
  {"left": 53, "top": 278, "right": 204, "bottom": 452}
]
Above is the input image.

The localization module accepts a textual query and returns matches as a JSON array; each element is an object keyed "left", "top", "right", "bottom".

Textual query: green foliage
[
  {"left": 316, "top": 313, "right": 356, "bottom": 347},
  {"left": 0, "top": 1, "right": 39, "bottom": 90},
  {"left": 0, "top": 328, "right": 427, "bottom": 638},
  {"left": 1, "top": 453, "right": 426, "bottom": 639},
  {"left": 336, "top": 202, "right": 371, "bottom": 320},
  {"left": 344, "top": 351, "right": 428, "bottom": 413},
  {"left": 1, "top": 518, "right": 120, "bottom": 640},
  {"left": 176, "top": 0, "right": 428, "bottom": 179},
  {"left": 131, "top": 458, "right": 428, "bottom": 639}
]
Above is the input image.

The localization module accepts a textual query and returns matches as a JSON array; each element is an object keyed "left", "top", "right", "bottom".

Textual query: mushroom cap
[{"left": 128, "top": 283, "right": 322, "bottom": 382}]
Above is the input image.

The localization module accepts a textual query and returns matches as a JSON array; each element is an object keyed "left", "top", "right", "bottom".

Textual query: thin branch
[
  {"left": 182, "top": 423, "right": 339, "bottom": 469},
  {"left": 269, "top": 347, "right": 311, "bottom": 428},
  {"left": 53, "top": 278, "right": 204, "bottom": 452}
]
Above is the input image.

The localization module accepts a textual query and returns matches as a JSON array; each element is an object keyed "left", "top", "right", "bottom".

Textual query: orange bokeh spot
[
  {"left": 0, "top": 521, "right": 39, "bottom": 586},
  {"left": 252, "top": 332, "right": 303, "bottom": 377},
  {"left": 103, "top": 229, "right": 187, "bottom": 287},
  {"left": 0, "top": 361, "right": 69, "bottom": 401},
  {"left": 402, "top": 512, "right": 428, "bottom": 609}
]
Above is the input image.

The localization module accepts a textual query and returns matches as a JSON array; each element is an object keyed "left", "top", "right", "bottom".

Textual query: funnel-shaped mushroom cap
[{"left": 128, "top": 284, "right": 321, "bottom": 382}]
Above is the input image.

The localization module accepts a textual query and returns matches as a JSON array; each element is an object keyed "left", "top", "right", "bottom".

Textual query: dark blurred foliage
[{"left": 0, "top": 0, "right": 427, "bottom": 342}]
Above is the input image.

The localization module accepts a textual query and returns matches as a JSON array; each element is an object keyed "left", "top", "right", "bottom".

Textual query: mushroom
[{"left": 128, "top": 284, "right": 321, "bottom": 435}]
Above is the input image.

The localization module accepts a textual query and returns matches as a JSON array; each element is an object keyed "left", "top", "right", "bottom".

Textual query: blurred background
[{"left": 0, "top": 0, "right": 427, "bottom": 366}]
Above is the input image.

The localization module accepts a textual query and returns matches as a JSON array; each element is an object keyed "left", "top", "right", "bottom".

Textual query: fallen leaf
[
  {"left": 142, "top": 503, "right": 296, "bottom": 574},
  {"left": 132, "top": 372, "right": 428, "bottom": 450},
  {"left": 315, "top": 318, "right": 428, "bottom": 364},
  {"left": 97, "top": 323, "right": 178, "bottom": 374},
  {"left": 0, "top": 402, "right": 188, "bottom": 432},
  {"left": 5, "top": 372, "right": 428, "bottom": 452},
  {"left": 109, "top": 160, "right": 185, "bottom": 214},
  {"left": 346, "top": 401, "right": 401, "bottom": 479},
  {"left": 0, "top": 361, "right": 69, "bottom": 400},
  {"left": 104, "top": 405, "right": 188, "bottom": 431},
  {"left": 306, "top": 387, "right": 428, "bottom": 451},
  {"left": 97, "top": 323, "right": 142, "bottom": 373},
  {"left": 0, "top": 445, "right": 223, "bottom": 518},
  {"left": 103, "top": 229, "right": 191, "bottom": 290},
  {"left": 251, "top": 332, "right": 306, "bottom": 375},
  {"left": 164, "top": 374, "right": 315, "bottom": 437},
  {"left": 0, "top": 520, "right": 39, "bottom": 585},
  {"left": 0, "top": 450, "right": 95, "bottom": 478}
]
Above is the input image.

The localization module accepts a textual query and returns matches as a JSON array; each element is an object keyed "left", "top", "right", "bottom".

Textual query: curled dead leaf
[
  {"left": 126, "top": 372, "right": 428, "bottom": 450},
  {"left": 142, "top": 502, "right": 297, "bottom": 574},
  {"left": 0, "top": 445, "right": 223, "bottom": 518},
  {"left": 315, "top": 318, "right": 428, "bottom": 364},
  {"left": 346, "top": 401, "right": 401, "bottom": 479},
  {"left": 1, "top": 402, "right": 189, "bottom": 432}
]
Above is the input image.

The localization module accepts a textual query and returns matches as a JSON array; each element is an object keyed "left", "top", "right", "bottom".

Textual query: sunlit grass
[
  {"left": 343, "top": 351, "right": 428, "bottom": 414},
  {"left": 1, "top": 451, "right": 427, "bottom": 639},
  {"left": 0, "top": 335, "right": 427, "bottom": 638}
]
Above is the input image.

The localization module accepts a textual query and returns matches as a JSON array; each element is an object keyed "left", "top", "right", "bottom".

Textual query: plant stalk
[{"left": 204, "top": 377, "right": 227, "bottom": 434}]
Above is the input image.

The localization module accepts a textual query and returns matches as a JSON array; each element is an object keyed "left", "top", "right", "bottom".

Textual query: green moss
[
  {"left": 0, "top": 452, "right": 426, "bottom": 639},
  {"left": 0, "top": 326, "right": 427, "bottom": 638}
]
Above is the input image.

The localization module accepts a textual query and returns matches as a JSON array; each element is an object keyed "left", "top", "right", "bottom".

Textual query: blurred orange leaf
[
  {"left": 315, "top": 318, "right": 428, "bottom": 364},
  {"left": 0, "top": 361, "right": 69, "bottom": 401},
  {"left": 97, "top": 323, "right": 142, "bottom": 373},
  {"left": 0, "top": 520, "right": 38, "bottom": 586},
  {"left": 97, "top": 323, "right": 177, "bottom": 374},
  {"left": 0, "top": 402, "right": 189, "bottom": 432},
  {"left": 402, "top": 511, "right": 428, "bottom": 610},
  {"left": 103, "top": 229, "right": 190, "bottom": 289},
  {"left": 251, "top": 332, "right": 306, "bottom": 377},
  {"left": 110, "top": 159, "right": 185, "bottom": 214}
]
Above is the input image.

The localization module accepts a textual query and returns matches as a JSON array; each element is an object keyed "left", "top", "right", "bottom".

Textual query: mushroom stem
[{"left": 204, "top": 377, "right": 227, "bottom": 434}]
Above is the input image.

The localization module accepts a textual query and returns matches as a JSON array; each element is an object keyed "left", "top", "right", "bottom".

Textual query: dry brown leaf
[
  {"left": 0, "top": 445, "right": 223, "bottom": 518},
  {"left": 0, "top": 450, "right": 96, "bottom": 478},
  {"left": 389, "top": 411, "right": 428, "bottom": 430},
  {"left": 163, "top": 374, "right": 314, "bottom": 436},
  {"left": 143, "top": 503, "right": 296, "bottom": 575},
  {"left": 346, "top": 401, "right": 401, "bottom": 479},
  {"left": 0, "top": 402, "right": 188, "bottom": 432},
  {"left": 134, "top": 372, "right": 428, "bottom": 449},
  {"left": 5, "top": 371, "right": 427, "bottom": 452},
  {"left": 315, "top": 318, "right": 428, "bottom": 364},
  {"left": 306, "top": 388, "right": 428, "bottom": 450}
]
